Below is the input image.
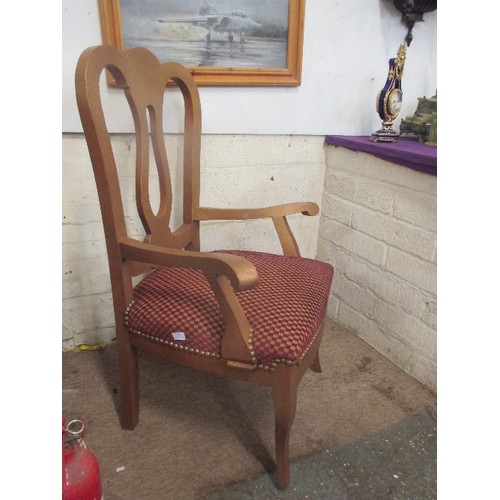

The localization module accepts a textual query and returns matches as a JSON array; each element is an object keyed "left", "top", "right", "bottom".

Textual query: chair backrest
[
  {"left": 76, "top": 45, "right": 202, "bottom": 268},
  {"left": 76, "top": 44, "right": 205, "bottom": 315}
]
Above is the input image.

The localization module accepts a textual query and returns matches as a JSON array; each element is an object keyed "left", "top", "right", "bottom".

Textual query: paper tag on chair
[{"left": 172, "top": 332, "right": 186, "bottom": 341}]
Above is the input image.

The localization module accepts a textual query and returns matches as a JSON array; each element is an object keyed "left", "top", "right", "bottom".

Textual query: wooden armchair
[{"left": 75, "top": 45, "right": 333, "bottom": 489}]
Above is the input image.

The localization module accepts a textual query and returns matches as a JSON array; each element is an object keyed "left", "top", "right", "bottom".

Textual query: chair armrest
[
  {"left": 119, "top": 237, "right": 258, "bottom": 366},
  {"left": 193, "top": 202, "right": 319, "bottom": 221},
  {"left": 119, "top": 238, "right": 258, "bottom": 292},
  {"left": 193, "top": 202, "right": 319, "bottom": 257}
]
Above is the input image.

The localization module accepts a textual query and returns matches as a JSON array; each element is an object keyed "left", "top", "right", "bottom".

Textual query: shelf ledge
[{"left": 325, "top": 135, "right": 436, "bottom": 176}]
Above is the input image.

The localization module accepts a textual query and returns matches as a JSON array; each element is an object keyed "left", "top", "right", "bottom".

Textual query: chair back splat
[{"left": 75, "top": 45, "right": 334, "bottom": 490}]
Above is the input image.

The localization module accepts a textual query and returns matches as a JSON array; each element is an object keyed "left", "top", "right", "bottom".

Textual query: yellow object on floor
[{"left": 68, "top": 344, "right": 108, "bottom": 353}]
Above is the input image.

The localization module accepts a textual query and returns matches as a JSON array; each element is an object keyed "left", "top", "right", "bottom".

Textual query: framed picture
[{"left": 98, "top": 0, "right": 305, "bottom": 86}]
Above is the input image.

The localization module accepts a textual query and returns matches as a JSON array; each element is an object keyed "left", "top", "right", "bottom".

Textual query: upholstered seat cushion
[{"left": 125, "top": 250, "right": 333, "bottom": 367}]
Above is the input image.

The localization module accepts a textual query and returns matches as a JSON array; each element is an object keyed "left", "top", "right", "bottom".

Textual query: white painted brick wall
[
  {"left": 319, "top": 145, "right": 437, "bottom": 392},
  {"left": 62, "top": 134, "right": 326, "bottom": 349},
  {"left": 62, "top": 133, "right": 437, "bottom": 393}
]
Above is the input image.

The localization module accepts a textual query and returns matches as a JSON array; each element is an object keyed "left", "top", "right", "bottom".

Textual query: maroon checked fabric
[{"left": 125, "top": 250, "right": 334, "bottom": 367}]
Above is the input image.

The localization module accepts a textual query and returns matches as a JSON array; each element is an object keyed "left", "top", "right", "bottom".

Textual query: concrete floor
[
  {"left": 63, "top": 319, "right": 437, "bottom": 499},
  {"left": 204, "top": 412, "right": 436, "bottom": 499}
]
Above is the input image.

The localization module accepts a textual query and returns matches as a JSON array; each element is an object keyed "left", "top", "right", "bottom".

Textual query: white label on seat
[{"left": 172, "top": 332, "right": 186, "bottom": 341}]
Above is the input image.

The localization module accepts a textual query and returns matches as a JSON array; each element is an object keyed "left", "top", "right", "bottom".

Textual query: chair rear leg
[
  {"left": 311, "top": 348, "right": 322, "bottom": 373},
  {"left": 117, "top": 339, "right": 140, "bottom": 430},
  {"left": 272, "top": 372, "right": 299, "bottom": 489}
]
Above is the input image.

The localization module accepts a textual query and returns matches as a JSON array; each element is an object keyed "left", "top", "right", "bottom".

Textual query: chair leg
[
  {"left": 117, "top": 339, "right": 140, "bottom": 430},
  {"left": 272, "top": 372, "right": 298, "bottom": 489},
  {"left": 311, "top": 348, "right": 322, "bottom": 373}
]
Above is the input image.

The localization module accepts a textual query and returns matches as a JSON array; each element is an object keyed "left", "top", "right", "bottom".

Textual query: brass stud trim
[{"left": 124, "top": 304, "right": 322, "bottom": 371}]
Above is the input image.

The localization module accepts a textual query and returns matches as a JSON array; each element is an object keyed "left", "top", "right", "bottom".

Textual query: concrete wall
[
  {"left": 63, "top": 132, "right": 437, "bottom": 393},
  {"left": 62, "top": 133, "right": 326, "bottom": 349},
  {"left": 318, "top": 145, "right": 437, "bottom": 392}
]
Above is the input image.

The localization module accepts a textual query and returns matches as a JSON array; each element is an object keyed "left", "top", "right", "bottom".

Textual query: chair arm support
[
  {"left": 119, "top": 238, "right": 258, "bottom": 292},
  {"left": 193, "top": 202, "right": 319, "bottom": 257}
]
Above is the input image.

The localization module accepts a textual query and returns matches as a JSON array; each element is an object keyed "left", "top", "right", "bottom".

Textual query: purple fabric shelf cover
[{"left": 325, "top": 136, "right": 437, "bottom": 176}]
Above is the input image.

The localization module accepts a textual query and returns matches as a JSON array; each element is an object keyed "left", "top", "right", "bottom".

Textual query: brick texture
[
  {"left": 62, "top": 134, "right": 326, "bottom": 350},
  {"left": 62, "top": 133, "right": 437, "bottom": 392},
  {"left": 321, "top": 145, "right": 437, "bottom": 392}
]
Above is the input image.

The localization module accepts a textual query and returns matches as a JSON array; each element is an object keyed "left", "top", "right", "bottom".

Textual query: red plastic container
[{"left": 63, "top": 419, "right": 102, "bottom": 500}]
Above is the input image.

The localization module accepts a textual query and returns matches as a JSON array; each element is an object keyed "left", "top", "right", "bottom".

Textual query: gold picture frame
[{"left": 98, "top": 0, "right": 305, "bottom": 86}]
